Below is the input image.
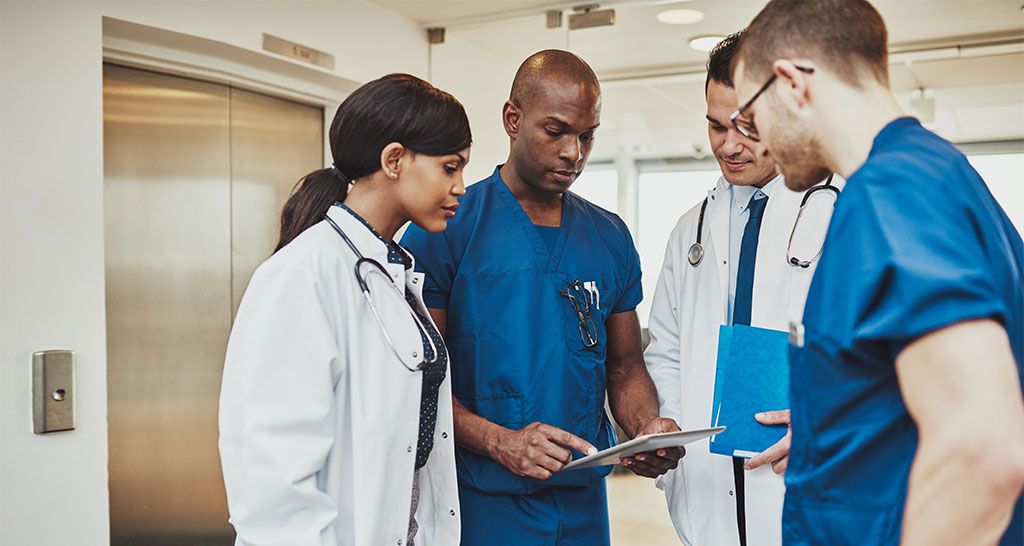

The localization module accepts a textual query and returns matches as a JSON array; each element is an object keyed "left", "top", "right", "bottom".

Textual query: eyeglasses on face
[{"left": 730, "top": 65, "right": 815, "bottom": 142}]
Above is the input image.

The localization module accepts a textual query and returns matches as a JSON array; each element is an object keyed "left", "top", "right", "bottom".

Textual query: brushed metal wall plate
[
  {"left": 262, "top": 33, "right": 335, "bottom": 70},
  {"left": 32, "top": 350, "right": 75, "bottom": 434}
]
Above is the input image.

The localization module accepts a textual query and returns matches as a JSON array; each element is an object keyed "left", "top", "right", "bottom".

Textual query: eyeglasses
[
  {"left": 730, "top": 65, "right": 815, "bottom": 142},
  {"left": 559, "top": 280, "right": 598, "bottom": 348}
]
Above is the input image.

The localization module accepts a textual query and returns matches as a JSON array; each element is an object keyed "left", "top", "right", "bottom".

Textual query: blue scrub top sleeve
[
  {"left": 611, "top": 223, "right": 643, "bottom": 314},
  {"left": 844, "top": 171, "right": 1009, "bottom": 353},
  {"left": 400, "top": 223, "right": 456, "bottom": 309}
]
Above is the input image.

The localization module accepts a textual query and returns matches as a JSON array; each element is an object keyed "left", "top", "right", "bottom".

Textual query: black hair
[
  {"left": 275, "top": 73, "right": 472, "bottom": 251},
  {"left": 705, "top": 30, "right": 745, "bottom": 93}
]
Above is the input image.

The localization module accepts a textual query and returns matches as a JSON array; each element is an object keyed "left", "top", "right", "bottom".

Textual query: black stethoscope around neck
[
  {"left": 323, "top": 211, "right": 439, "bottom": 372},
  {"left": 687, "top": 174, "right": 839, "bottom": 268}
]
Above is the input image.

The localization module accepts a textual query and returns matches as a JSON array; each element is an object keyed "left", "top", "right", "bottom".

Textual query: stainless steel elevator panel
[
  {"left": 104, "top": 64, "right": 323, "bottom": 545},
  {"left": 230, "top": 88, "right": 324, "bottom": 315}
]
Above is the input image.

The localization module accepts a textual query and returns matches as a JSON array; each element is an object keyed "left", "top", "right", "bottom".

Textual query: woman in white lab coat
[{"left": 219, "top": 73, "right": 471, "bottom": 546}]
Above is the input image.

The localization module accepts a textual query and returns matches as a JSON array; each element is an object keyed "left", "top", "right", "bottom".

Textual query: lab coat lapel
[{"left": 704, "top": 177, "right": 732, "bottom": 319}]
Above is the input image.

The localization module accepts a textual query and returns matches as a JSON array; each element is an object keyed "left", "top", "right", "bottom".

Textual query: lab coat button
[
  {"left": 407, "top": 446, "right": 413, "bottom": 453},
  {"left": 412, "top": 351, "right": 419, "bottom": 358},
  {"left": 729, "top": 490, "right": 734, "bottom": 496},
  {"left": 442, "top": 432, "right": 448, "bottom": 439},
  {"left": 412, "top": 278, "right": 419, "bottom": 284},
  {"left": 450, "top": 509, "right": 456, "bottom": 516}
]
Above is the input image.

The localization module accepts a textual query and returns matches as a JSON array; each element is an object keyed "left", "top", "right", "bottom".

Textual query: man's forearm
[
  {"left": 607, "top": 361, "right": 662, "bottom": 438},
  {"left": 897, "top": 320, "right": 1024, "bottom": 545},
  {"left": 452, "top": 395, "right": 506, "bottom": 458},
  {"left": 901, "top": 427, "right": 1024, "bottom": 545}
]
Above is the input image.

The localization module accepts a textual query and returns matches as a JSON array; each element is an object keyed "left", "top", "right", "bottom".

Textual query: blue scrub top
[
  {"left": 786, "top": 117, "right": 1024, "bottom": 545},
  {"left": 401, "top": 166, "right": 643, "bottom": 495}
]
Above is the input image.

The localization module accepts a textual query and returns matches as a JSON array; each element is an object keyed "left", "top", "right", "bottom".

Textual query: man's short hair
[
  {"left": 733, "top": 0, "right": 889, "bottom": 88},
  {"left": 510, "top": 49, "right": 600, "bottom": 109},
  {"left": 705, "top": 30, "right": 744, "bottom": 93}
]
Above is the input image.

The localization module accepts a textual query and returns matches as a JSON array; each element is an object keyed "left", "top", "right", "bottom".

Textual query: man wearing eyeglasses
[
  {"left": 731, "top": 1, "right": 1024, "bottom": 545},
  {"left": 401, "top": 49, "right": 683, "bottom": 546},
  {"left": 645, "top": 31, "right": 839, "bottom": 546}
]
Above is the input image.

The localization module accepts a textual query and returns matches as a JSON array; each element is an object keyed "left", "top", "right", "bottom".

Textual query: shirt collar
[
  {"left": 732, "top": 173, "right": 783, "bottom": 213},
  {"left": 333, "top": 202, "right": 412, "bottom": 268}
]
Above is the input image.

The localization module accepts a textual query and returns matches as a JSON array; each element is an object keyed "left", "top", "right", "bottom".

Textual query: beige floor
[{"left": 607, "top": 472, "right": 680, "bottom": 546}]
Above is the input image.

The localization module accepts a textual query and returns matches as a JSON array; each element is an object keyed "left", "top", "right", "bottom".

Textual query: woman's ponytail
[{"left": 274, "top": 166, "right": 350, "bottom": 252}]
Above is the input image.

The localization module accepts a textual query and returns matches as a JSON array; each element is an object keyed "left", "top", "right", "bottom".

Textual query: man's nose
[
  {"left": 558, "top": 136, "right": 583, "bottom": 164},
  {"left": 722, "top": 128, "right": 746, "bottom": 156}
]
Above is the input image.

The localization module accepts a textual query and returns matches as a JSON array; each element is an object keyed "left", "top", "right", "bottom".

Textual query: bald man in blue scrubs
[
  {"left": 732, "top": 2, "right": 1024, "bottom": 545},
  {"left": 402, "top": 50, "right": 684, "bottom": 545}
]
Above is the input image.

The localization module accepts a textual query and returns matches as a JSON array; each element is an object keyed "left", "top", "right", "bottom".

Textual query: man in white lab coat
[{"left": 645, "top": 31, "right": 838, "bottom": 546}]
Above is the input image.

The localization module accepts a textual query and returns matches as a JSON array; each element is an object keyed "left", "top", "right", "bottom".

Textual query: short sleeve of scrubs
[
  {"left": 842, "top": 165, "right": 1009, "bottom": 352},
  {"left": 611, "top": 219, "right": 643, "bottom": 314},
  {"left": 401, "top": 224, "right": 456, "bottom": 309}
]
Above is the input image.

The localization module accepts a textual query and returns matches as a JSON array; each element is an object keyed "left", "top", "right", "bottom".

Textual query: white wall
[
  {"left": 429, "top": 34, "right": 519, "bottom": 185},
  {"left": 429, "top": 19, "right": 567, "bottom": 185},
  {"left": 0, "top": 2, "right": 426, "bottom": 544}
]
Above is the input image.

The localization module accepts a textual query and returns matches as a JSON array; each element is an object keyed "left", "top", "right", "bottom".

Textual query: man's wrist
[
  {"left": 630, "top": 413, "right": 661, "bottom": 438},
  {"left": 482, "top": 423, "right": 508, "bottom": 459}
]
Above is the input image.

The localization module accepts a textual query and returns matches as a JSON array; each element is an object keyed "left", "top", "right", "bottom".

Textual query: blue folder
[{"left": 709, "top": 324, "right": 790, "bottom": 458}]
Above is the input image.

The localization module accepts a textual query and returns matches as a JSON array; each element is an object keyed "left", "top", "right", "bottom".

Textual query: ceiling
[
  {"left": 372, "top": 0, "right": 565, "bottom": 25},
  {"left": 373, "top": 0, "right": 1024, "bottom": 161}
]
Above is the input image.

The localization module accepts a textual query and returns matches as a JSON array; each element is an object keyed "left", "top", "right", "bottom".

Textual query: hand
[
  {"left": 744, "top": 410, "right": 791, "bottom": 475},
  {"left": 488, "top": 422, "right": 598, "bottom": 480},
  {"left": 620, "top": 417, "right": 685, "bottom": 478}
]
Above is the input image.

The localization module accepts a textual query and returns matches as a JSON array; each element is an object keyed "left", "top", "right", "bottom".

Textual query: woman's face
[{"left": 395, "top": 147, "right": 470, "bottom": 233}]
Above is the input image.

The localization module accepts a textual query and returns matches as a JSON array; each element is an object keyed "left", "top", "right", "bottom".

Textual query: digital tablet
[{"left": 562, "top": 426, "right": 725, "bottom": 470}]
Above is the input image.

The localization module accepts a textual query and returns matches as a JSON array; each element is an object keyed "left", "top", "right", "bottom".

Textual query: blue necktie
[
  {"left": 731, "top": 190, "right": 767, "bottom": 546},
  {"left": 733, "top": 192, "right": 767, "bottom": 326}
]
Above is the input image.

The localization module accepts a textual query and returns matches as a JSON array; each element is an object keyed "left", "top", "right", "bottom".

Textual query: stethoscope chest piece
[
  {"left": 687, "top": 242, "right": 704, "bottom": 266},
  {"left": 688, "top": 196, "right": 710, "bottom": 268}
]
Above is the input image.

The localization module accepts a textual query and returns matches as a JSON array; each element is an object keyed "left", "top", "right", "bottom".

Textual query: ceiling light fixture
[
  {"left": 689, "top": 35, "right": 726, "bottom": 52},
  {"left": 657, "top": 8, "right": 705, "bottom": 25}
]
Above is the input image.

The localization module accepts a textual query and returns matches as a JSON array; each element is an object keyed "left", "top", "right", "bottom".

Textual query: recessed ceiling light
[
  {"left": 689, "top": 35, "right": 725, "bottom": 52},
  {"left": 657, "top": 8, "right": 705, "bottom": 25}
]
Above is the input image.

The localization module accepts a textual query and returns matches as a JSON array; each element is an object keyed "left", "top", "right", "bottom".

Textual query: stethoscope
[
  {"left": 324, "top": 212, "right": 439, "bottom": 372},
  {"left": 687, "top": 174, "right": 839, "bottom": 268}
]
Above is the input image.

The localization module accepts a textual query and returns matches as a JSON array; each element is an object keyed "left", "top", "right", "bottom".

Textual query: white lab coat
[
  {"left": 645, "top": 176, "right": 839, "bottom": 546},
  {"left": 219, "top": 205, "right": 460, "bottom": 546}
]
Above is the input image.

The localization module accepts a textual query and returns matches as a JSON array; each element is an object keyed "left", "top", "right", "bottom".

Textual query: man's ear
[
  {"left": 772, "top": 59, "right": 813, "bottom": 112},
  {"left": 380, "top": 142, "right": 406, "bottom": 179},
  {"left": 502, "top": 100, "right": 521, "bottom": 140}
]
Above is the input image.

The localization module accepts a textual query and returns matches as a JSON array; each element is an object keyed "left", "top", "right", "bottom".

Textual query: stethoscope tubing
[
  {"left": 323, "top": 212, "right": 439, "bottom": 371},
  {"left": 688, "top": 174, "right": 838, "bottom": 269}
]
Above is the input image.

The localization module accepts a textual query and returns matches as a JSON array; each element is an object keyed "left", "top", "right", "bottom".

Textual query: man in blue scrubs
[
  {"left": 730, "top": 1, "right": 1024, "bottom": 545},
  {"left": 402, "top": 50, "right": 684, "bottom": 545}
]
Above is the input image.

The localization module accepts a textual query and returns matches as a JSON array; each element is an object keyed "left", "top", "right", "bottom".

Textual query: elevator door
[{"left": 103, "top": 64, "right": 324, "bottom": 545}]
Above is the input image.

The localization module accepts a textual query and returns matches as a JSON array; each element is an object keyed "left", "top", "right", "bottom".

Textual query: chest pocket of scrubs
[{"left": 559, "top": 278, "right": 608, "bottom": 358}]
